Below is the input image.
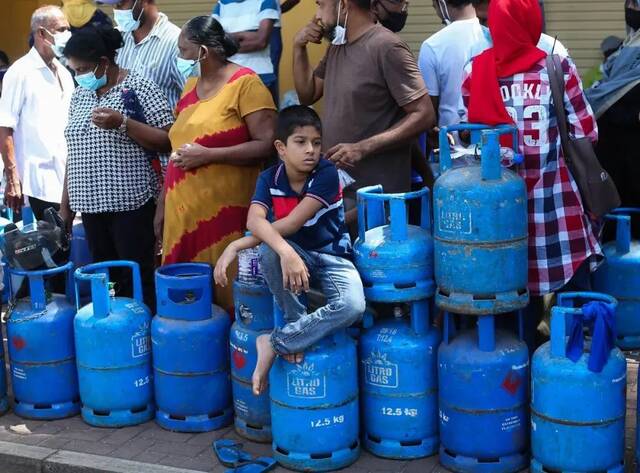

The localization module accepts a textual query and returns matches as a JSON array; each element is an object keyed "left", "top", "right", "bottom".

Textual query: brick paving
[{"left": 0, "top": 353, "right": 635, "bottom": 472}]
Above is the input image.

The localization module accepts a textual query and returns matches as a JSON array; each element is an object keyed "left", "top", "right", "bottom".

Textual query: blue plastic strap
[
  {"left": 566, "top": 301, "right": 616, "bottom": 373},
  {"left": 552, "top": 292, "right": 617, "bottom": 361}
]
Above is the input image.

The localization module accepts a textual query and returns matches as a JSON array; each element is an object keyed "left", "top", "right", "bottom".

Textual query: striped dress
[{"left": 163, "top": 68, "right": 276, "bottom": 311}]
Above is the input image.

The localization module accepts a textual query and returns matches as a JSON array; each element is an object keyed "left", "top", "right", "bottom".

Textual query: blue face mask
[
  {"left": 176, "top": 48, "right": 204, "bottom": 80},
  {"left": 76, "top": 64, "right": 108, "bottom": 91},
  {"left": 114, "top": 0, "right": 142, "bottom": 33}
]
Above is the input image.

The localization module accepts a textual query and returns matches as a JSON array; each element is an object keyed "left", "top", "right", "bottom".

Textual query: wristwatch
[{"left": 118, "top": 114, "right": 128, "bottom": 134}]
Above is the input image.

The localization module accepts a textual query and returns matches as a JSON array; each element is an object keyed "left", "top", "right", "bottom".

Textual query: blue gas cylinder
[
  {"left": 359, "top": 300, "right": 440, "bottom": 459},
  {"left": 74, "top": 261, "right": 154, "bottom": 427},
  {"left": 354, "top": 186, "right": 434, "bottom": 303},
  {"left": 531, "top": 292, "right": 625, "bottom": 473},
  {"left": 70, "top": 219, "right": 91, "bottom": 268},
  {"left": 7, "top": 262, "right": 79, "bottom": 419},
  {"left": 231, "top": 279, "right": 274, "bottom": 442},
  {"left": 439, "top": 312, "right": 529, "bottom": 472},
  {"left": 434, "top": 125, "right": 529, "bottom": 315},
  {"left": 153, "top": 263, "right": 232, "bottom": 432},
  {"left": 270, "top": 301, "right": 360, "bottom": 471},
  {"left": 593, "top": 208, "right": 640, "bottom": 349}
]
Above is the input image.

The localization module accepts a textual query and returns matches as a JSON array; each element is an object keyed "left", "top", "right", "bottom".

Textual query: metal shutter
[
  {"left": 156, "top": 1, "right": 216, "bottom": 27},
  {"left": 398, "top": 1, "right": 626, "bottom": 73},
  {"left": 398, "top": 3, "right": 442, "bottom": 55},
  {"left": 544, "top": 0, "right": 625, "bottom": 73}
]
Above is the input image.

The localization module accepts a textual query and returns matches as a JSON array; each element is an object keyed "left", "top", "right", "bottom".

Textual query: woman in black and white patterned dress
[{"left": 61, "top": 26, "right": 174, "bottom": 311}]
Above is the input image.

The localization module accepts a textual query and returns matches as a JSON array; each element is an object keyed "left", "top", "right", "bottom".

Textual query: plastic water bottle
[{"left": 238, "top": 247, "right": 264, "bottom": 285}]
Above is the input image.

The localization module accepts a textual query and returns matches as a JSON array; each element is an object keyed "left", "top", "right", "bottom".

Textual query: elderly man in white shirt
[{"left": 0, "top": 5, "right": 75, "bottom": 219}]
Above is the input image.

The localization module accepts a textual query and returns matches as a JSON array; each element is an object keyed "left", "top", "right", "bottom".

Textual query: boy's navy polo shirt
[{"left": 251, "top": 158, "right": 352, "bottom": 256}]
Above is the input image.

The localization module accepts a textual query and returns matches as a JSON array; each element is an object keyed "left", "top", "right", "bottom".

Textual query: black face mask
[
  {"left": 378, "top": 2, "right": 408, "bottom": 32},
  {"left": 626, "top": 7, "right": 640, "bottom": 31}
]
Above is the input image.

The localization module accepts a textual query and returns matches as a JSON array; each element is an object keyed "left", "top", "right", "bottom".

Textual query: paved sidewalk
[{"left": 0, "top": 356, "right": 635, "bottom": 473}]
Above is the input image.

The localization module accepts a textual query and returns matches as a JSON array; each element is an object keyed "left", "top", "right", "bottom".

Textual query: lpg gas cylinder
[
  {"left": 231, "top": 278, "right": 273, "bottom": 442},
  {"left": 354, "top": 186, "right": 434, "bottom": 303},
  {"left": 74, "top": 261, "right": 154, "bottom": 427},
  {"left": 439, "top": 313, "right": 529, "bottom": 472},
  {"left": 153, "top": 263, "right": 232, "bottom": 432},
  {"left": 359, "top": 300, "right": 440, "bottom": 459},
  {"left": 531, "top": 292, "right": 625, "bottom": 473},
  {"left": 70, "top": 219, "right": 91, "bottom": 268},
  {"left": 593, "top": 208, "right": 640, "bottom": 349},
  {"left": 434, "top": 125, "right": 528, "bottom": 315},
  {"left": 7, "top": 262, "right": 79, "bottom": 419},
  {"left": 270, "top": 301, "right": 360, "bottom": 471}
]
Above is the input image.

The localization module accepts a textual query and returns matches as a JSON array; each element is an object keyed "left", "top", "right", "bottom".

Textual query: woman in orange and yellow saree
[{"left": 155, "top": 16, "right": 276, "bottom": 312}]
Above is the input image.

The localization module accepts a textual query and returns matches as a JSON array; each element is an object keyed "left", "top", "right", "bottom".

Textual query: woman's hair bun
[
  {"left": 97, "top": 25, "right": 124, "bottom": 52},
  {"left": 221, "top": 33, "right": 239, "bottom": 58},
  {"left": 185, "top": 15, "right": 239, "bottom": 59}
]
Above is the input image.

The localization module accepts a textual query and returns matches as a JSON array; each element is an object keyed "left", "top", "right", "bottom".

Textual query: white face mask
[
  {"left": 45, "top": 29, "right": 72, "bottom": 58},
  {"left": 114, "top": 0, "right": 143, "bottom": 33},
  {"left": 332, "top": 1, "right": 348, "bottom": 46},
  {"left": 437, "top": 0, "right": 451, "bottom": 25}
]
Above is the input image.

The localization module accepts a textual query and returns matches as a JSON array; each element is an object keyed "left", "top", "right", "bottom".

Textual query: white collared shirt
[{"left": 0, "top": 48, "right": 74, "bottom": 203}]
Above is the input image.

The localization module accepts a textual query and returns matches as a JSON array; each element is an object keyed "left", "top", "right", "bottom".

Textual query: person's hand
[
  {"left": 171, "top": 143, "right": 210, "bottom": 171},
  {"left": 280, "top": 247, "right": 309, "bottom": 294},
  {"left": 4, "top": 168, "right": 22, "bottom": 213},
  {"left": 326, "top": 142, "right": 367, "bottom": 169},
  {"left": 92, "top": 108, "right": 124, "bottom": 130},
  {"left": 153, "top": 203, "right": 164, "bottom": 242},
  {"left": 214, "top": 243, "right": 239, "bottom": 287},
  {"left": 294, "top": 16, "right": 323, "bottom": 47},
  {"left": 427, "top": 127, "right": 455, "bottom": 152},
  {"left": 59, "top": 200, "right": 75, "bottom": 236}
]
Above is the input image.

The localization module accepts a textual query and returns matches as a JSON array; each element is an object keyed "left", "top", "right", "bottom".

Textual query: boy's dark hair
[
  {"left": 277, "top": 105, "right": 322, "bottom": 143},
  {"left": 448, "top": 0, "right": 474, "bottom": 6}
]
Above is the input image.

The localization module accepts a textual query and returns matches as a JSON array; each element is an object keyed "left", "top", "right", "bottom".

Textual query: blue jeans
[{"left": 259, "top": 242, "right": 366, "bottom": 355}]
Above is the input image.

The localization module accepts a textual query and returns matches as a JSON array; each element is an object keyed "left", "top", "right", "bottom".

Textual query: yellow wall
[
  {"left": 0, "top": 0, "right": 59, "bottom": 63},
  {"left": 278, "top": 2, "right": 326, "bottom": 105}
]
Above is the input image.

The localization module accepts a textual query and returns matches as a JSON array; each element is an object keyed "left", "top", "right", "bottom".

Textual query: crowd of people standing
[{"left": 0, "top": 0, "right": 638, "bottom": 346}]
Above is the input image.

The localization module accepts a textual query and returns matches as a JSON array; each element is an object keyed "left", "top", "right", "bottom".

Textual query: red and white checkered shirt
[{"left": 462, "top": 56, "right": 602, "bottom": 296}]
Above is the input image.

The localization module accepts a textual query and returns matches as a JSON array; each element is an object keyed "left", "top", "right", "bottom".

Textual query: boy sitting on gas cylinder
[{"left": 214, "top": 105, "right": 365, "bottom": 395}]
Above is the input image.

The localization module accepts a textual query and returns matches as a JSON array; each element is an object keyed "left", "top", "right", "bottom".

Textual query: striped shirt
[
  {"left": 252, "top": 159, "right": 352, "bottom": 256},
  {"left": 116, "top": 13, "right": 185, "bottom": 109},
  {"left": 212, "top": 0, "right": 280, "bottom": 79}
]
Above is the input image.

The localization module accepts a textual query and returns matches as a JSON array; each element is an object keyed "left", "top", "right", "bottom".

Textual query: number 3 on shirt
[{"left": 505, "top": 105, "right": 548, "bottom": 148}]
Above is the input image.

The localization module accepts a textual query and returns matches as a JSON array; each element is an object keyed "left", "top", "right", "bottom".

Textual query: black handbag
[{"left": 546, "top": 54, "right": 620, "bottom": 219}]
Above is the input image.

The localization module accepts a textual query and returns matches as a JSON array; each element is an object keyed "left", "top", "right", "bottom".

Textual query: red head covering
[{"left": 468, "top": 0, "right": 547, "bottom": 125}]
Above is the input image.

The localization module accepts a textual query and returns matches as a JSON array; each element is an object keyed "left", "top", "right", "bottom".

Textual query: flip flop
[
  {"left": 213, "top": 439, "right": 254, "bottom": 467},
  {"left": 226, "top": 457, "right": 277, "bottom": 473}
]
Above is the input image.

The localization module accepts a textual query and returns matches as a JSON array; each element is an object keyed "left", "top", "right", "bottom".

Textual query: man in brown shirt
[{"left": 293, "top": 0, "right": 435, "bottom": 224}]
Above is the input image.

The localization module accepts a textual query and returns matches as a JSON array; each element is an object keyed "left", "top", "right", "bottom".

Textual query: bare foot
[{"left": 252, "top": 334, "right": 277, "bottom": 395}]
